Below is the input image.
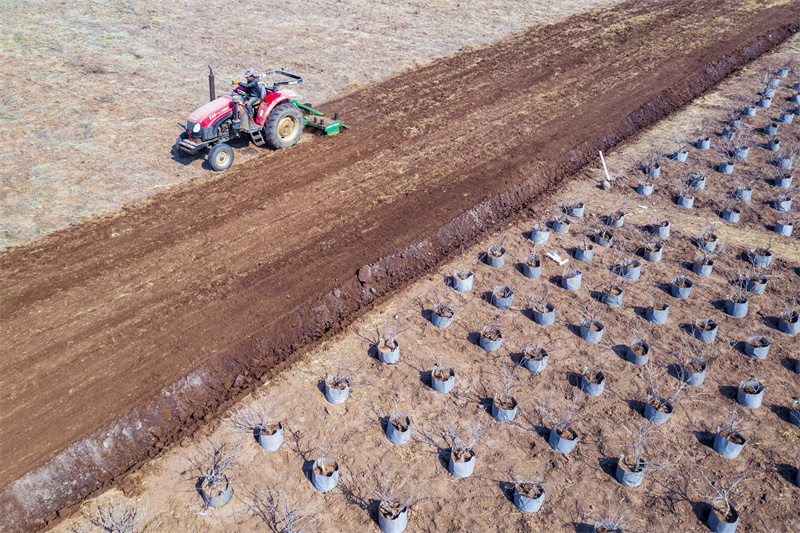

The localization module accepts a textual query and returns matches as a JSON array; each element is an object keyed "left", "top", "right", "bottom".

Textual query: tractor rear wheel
[
  {"left": 209, "top": 143, "right": 234, "bottom": 171},
  {"left": 263, "top": 102, "right": 304, "bottom": 150}
]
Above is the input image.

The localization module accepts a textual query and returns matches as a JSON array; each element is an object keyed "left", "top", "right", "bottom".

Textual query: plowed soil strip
[{"left": 1, "top": 0, "right": 798, "bottom": 528}]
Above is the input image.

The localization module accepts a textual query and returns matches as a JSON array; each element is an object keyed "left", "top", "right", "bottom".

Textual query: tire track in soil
[{"left": 1, "top": 0, "right": 798, "bottom": 529}]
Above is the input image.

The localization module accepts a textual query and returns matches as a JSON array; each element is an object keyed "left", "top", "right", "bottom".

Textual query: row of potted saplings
[
  {"left": 441, "top": 210, "right": 800, "bottom": 333},
  {"left": 318, "top": 316, "right": 798, "bottom": 524},
  {"left": 632, "top": 74, "right": 798, "bottom": 234},
  {"left": 641, "top": 149, "right": 796, "bottom": 236},
  {"left": 665, "top": 166, "right": 794, "bottom": 235},
  {"left": 195, "top": 338, "right": 800, "bottom": 533},
  {"left": 642, "top": 140, "right": 796, "bottom": 227},
  {"left": 452, "top": 197, "right": 788, "bottom": 320},
  {"left": 193, "top": 264, "right": 797, "bottom": 524},
  {"left": 650, "top": 69, "right": 799, "bottom": 173}
]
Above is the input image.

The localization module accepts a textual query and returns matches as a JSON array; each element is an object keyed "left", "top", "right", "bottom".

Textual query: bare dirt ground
[
  {"left": 52, "top": 30, "right": 800, "bottom": 533},
  {"left": 0, "top": 0, "right": 621, "bottom": 249},
  {"left": 2, "top": 0, "right": 799, "bottom": 530}
]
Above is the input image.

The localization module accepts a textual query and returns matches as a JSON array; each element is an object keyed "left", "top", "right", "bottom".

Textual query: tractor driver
[{"left": 241, "top": 70, "right": 261, "bottom": 118}]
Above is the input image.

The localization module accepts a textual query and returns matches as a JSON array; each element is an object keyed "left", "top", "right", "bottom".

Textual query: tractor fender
[{"left": 255, "top": 93, "right": 293, "bottom": 127}]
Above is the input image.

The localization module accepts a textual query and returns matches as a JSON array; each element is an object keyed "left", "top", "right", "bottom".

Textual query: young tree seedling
[
  {"left": 244, "top": 483, "right": 320, "bottom": 533},
  {"left": 696, "top": 463, "right": 757, "bottom": 524},
  {"left": 230, "top": 397, "right": 283, "bottom": 440},
  {"left": 73, "top": 493, "right": 149, "bottom": 533}
]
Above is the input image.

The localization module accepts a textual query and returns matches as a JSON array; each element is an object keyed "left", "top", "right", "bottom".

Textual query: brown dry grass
[
  {"left": 53, "top": 33, "right": 800, "bottom": 533},
  {"left": 0, "top": 0, "right": 622, "bottom": 249}
]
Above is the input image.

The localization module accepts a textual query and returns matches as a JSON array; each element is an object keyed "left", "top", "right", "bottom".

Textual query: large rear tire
[
  {"left": 263, "top": 102, "right": 304, "bottom": 149},
  {"left": 209, "top": 143, "right": 234, "bottom": 171}
]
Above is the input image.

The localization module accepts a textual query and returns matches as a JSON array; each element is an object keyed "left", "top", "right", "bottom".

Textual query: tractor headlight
[{"left": 192, "top": 123, "right": 201, "bottom": 134}]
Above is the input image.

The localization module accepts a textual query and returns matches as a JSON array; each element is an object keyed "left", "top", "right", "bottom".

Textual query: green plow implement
[{"left": 293, "top": 100, "right": 349, "bottom": 135}]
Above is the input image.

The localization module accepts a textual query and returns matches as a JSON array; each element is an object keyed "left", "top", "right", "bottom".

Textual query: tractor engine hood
[{"left": 188, "top": 96, "right": 234, "bottom": 128}]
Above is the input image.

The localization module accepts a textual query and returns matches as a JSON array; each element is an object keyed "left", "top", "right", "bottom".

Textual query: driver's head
[{"left": 245, "top": 69, "right": 254, "bottom": 81}]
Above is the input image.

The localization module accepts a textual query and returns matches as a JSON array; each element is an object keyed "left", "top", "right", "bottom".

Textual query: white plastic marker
[
  {"left": 545, "top": 252, "right": 569, "bottom": 266},
  {"left": 599, "top": 151, "right": 611, "bottom": 181}
]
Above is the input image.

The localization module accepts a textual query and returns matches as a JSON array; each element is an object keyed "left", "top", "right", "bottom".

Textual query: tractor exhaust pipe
[{"left": 208, "top": 65, "right": 215, "bottom": 101}]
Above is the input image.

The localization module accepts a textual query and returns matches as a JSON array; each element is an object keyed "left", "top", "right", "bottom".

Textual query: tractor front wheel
[
  {"left": 209, "top": 143, "right": 234, "bottom": 171},
  {"left": 173, "top": 131, "right": 188, "bottom": 158},
  {"left": 263, "top": 102, "right": 304, "bottom": 150}
]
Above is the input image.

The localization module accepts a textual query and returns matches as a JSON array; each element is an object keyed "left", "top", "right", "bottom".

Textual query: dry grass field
[
  {"left": 0, "top": 0, "right": 621, "bottom": 249},
  {"left": 52, "top": 34, "right": 800, "bottom": 533}
]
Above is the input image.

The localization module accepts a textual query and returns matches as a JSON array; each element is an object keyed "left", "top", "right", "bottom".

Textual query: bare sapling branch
[
  {"left": 492, "top": 353, "right": 522, "bottom": 407},
  {"left": 438, "top": 405, "right": 486, "bottom": 459},
  {"left": 643, "top": 147, "right": 667, "bottom": 171},
  {"left": 475, "top": 231, "right": 507, "bottom": 265},
  {"left": 581, "top": 300, "right": 602, "bottom": 325},
  {"left": 528, "top": 286, "right": 553, "bottom": 313},
  {"left": 734, "top": 124, "right": 754, "bottom": 152},
  {"left": 694, "top": 236, "right": 725, "bottom": 264},
  {"left": 431, "top": 287, "right": 455, "bottom": 319},
  {"left": 322, "top": 352, "right": 364, "bottom": 390},
  {"left": 523, "top": 242, "right": 541, "bottom": 270},
  {"left": 188, "top": 438, "right": 241, "bottom": 495},
  {"left": 594, "top": 498, "right": 630, "bottom": 533},
  {"left": 782, "top": 296, "right": 800, "bottom": 319},
  {"left": 673, "top": 133, "right": 691, "bottom": 154},
  {"left": 720, "top": 193, "right": 740, "bottom": 214},
  {"left": 386, "top": 394, "right": 411, "bottom": 434},
  {"left": 618, "top": 422, "right": 682, "bottom": 473},
  {"left": 428, "top": 348, "right": 454, "bottom": 383},
  {"left": 381, "top": 314, "right": 410, "bottom": 349},
  {"left": 642, "top": 361, "right": 704, "bottom": 409},
  {"left": 717, "top": 406, "right": 750, "bottom": 441},
  {"left": 561, "top": 196, "right": 585, "bottom": 215},
  {"left": 302, "top": 415, "right": 342, "bottom": 458},
  {"left": 695, "top": 462, "right": 757, "bottom": 521},
  {"left": 675, "top": 172, "right": 698, "bottom": 197},
  {"left": 77, "top": 493, "right": 149, "bottom": 533},
  {"left": 635, "top": 225, "right": 662, "bottom": 250},
  {"left": 777, "top": 207, "right": 795, "bottom": 226},
  {"left": 363, "top": 462, "right": 418, "bottom": 521},
  {"left": 535, "top": 386, "right": 589, "bottom": 440},
  {"left": 231, "top": 398, "right": 282, "bottom": 437},
  {"left": 726, "top": 269, "right": 749, "bottom": 303},
  {"left": 647, "top": 288, "right": 669, "bottom": 314},
  {"left": 603, "top": 268, "right": 625, "bottom": 295},
  {"left": 533, "top": 207, "right": 551, "bottom": 228},
  {"left": 716, "top": 137, "right": 736, "bottom": 165},
  {"left": 481, "top": 312, "right": 503, "bottom": 342},
  {"left": 244, "top": 483, "right": 320, "bottom": 533},
  {"left": 509, "top": 461, "right": 549, "bottom": 502},
  {"left": 581, "top": 348, "right": 606, "bottom": 388},
  {"left": 699, "top": 220, "right": 719, "bottom": 244},
  {"left": 675, "top": 334, "right": 732, "bottom": 381}
]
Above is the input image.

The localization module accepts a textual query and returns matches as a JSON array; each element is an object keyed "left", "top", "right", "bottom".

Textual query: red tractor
[{"left": 176, "top": 67, "right": 347, "bottom": 170}]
